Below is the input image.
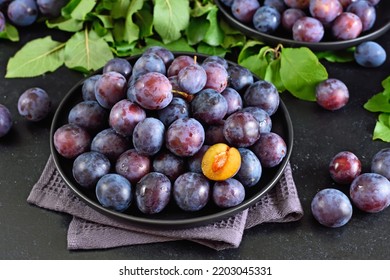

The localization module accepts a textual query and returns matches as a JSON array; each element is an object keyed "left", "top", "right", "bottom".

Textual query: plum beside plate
[
  {"left": 214, "top": 0, "right": 390, "bottom": 51},
  {"left": 50, "top": 52, "right": 293, "bottom": 228}
]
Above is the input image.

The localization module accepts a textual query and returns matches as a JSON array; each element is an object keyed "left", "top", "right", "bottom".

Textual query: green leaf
[
  {"left": 373, "top": 113, "right": 390, "bottom": 142},
  {"left": 111, "top": 0, "right": 131, "bottom": 19},
  {"left": 135, "top": 2, "right": 154, "bottom": 39},
  {"left": 153, "top": 0, "right": 190, "bottom": 43},
  {"left": 315, "top": 49, "right": 355, "bottom": 63},
  {"left": 264, "top": 58, "right": 285, "bottom": 92},
  {"left": 381, "top": 75, "right": 390, "bottom": 89},
  {"left": 122, "top": 0, "right": 145, "bottom": 43},
  {"left": 46, "top": 17, "right": 84, "bottom": 32},
  {"left": 237, "top": 40, "right": 265, "bottom": 63},
  {"left": 190, "top": 0, "right": 214, "bottom": 17},
  {"left": 64, "top": 29, "right": 113, "bottom": 73},
  {"left": 239, "top": 45, "right": 271, "bottom": 80},
  {"left": 197, "top": 43, "right": 226, "bottom": 56},
  {"left": 111, "top": 41, "right": 137, "bottom": 57},
  {"left": 186, "top": 16, "right": 208, "bottom": 45},
  {"left": 280, "top": 47, "right": 328, "bottom": 101},
  {"left": 144, "top": 37, "right": 195, "bottom": 52},
  {"left": 90, "top": 13, "right": 114, "bottom": 29},
  {"left": 62, "top": 0, "right": 96, "bottom": 20},
  {"left": 220, "top": 19, "right": 246, "bottom": 49},
  {"left": 0, "top": 23, "right": 19, "bottom": 42},
  {"left": 6, "top": 36, "right": 65, "bottom": 78},
  {"left": 364, "top": 76, "right": 390, "bottom": 113},
  {"left": 203, "top": 6, "right": 224, "bottom": 46},
  {"left": 364, "top": 90, "right": 390, "bottom": 113}
]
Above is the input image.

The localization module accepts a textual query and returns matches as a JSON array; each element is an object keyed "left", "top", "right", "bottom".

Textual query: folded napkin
[{"left": 27, "top": 156, "right": 303, "bottom": 250}]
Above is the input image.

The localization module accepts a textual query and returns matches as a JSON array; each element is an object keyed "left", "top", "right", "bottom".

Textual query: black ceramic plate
[
  {"left": 215, "top": 0, "right": 390, "bottom": 51},
  {"left": 50, "top": 52, "right": 293, "bottom": 228}
]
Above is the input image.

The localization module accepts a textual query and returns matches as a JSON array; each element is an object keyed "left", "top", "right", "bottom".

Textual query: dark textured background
[{"left": 1, "top": 23, "right": 389, "bottom": 260}]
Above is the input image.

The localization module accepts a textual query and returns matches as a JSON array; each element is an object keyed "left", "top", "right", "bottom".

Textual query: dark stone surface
[{"left": 1, "top": 23, "right": 389, "bottom": 260}]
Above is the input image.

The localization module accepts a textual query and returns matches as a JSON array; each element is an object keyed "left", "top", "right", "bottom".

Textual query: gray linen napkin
[{"left": 27, "top": 156, "right": 303, "bottom": 250}]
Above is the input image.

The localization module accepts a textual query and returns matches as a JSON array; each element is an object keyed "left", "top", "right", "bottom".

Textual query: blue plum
[
  {"left": 354, "top": 41, "right": 386, "bottom": 68},
  {"left": 292, "top": 16, "right": 324, "bottom": 43},
  {"left": 191, "top": 88, "right": 228, "bottom": 125},
  {"left": 132, "top": 117, "right": 165, "bottom": 156},
  {"left": 173, "top": 172, "right": 210, "bottom": 211},
  {"left": 115, "top": 149, "right": 151, "bottom": 184},
  {"left": 223, "top": 112, "right": 261, "bottom": 147},
  {"left": 94, "top": 71, "right": 127, "bottom": 109},
  {"left": 235, "top": 148, "right": 262, "bottom": 188},
  {"left": 315, "top": 78, "right": 349, "bottom": 111},
  {"left": 96, "top": 174, "right": 132, "bottom": 212},
  {"left": 17, "top": 87, "right": 51, "bottom": 121},
  {"left": 329, "top": 151, "right": 361, "bottom": 184},
  {"left": 68, "top": 100, "right": 108, "bottom": 133},
  {"left": 244, "top": 80, "right": 280, "bottom": 116},
  {"left": 152, "top": 151, "right": 186, "bottom": 182},
  {"left": 371, "top": 148, "right": 390, "bottom": 180},
  {"left": 350, "top": 173, "right": 390, "bottom": 213},
  {"left": 135, "top": 172, "right": 171, "bottom": 214},
  {"left": 213, "top": 178, "right": 245, "bottom": 208},
  {"left": 166, "top": 118, "right": 205, "bottom": 157},
  {"left": 72, "top": 151, "right": 111, "bottom": 189},
  {"left": 109, "top": 99, "right": 146, "bottom": 137},
  {"left": 332, "top": 12, "right": 362, "bottom": 40},
  {"left": 91, "top": 128, "right": 129, "bottom": 162},
  {"left": 311, "top": 188, "right": 353, "bottom": 228},
  {"left": 252, "top": 6, "right": 281, "bottom": 34},
  {"left": 53, "top": 124, "right": 91, "bottom": 159},
  {"left": 82, "top": 74, "right": 101, "bottom": 101},
  {"left": 157, "top": 97, "right": 190, "bottom": 127},
  {"left": 103, "top": 58, "right": 132, "bottom": 80},
  {"left": 231, "top": 0, "right": 260, "bottom": 23},
  {"left": 0, "top": 104, "right": 12, "bottom": 138},
  {"left": 227, "top": 64, "right": 254, "bottom": 91},
  {"left": 177, "top": 63, "right": 207, "bottom": 94},
  {"left": 252, "top": 132, "right": 287, "bottom": 168},
  {"left": 7, "top": 0, "right": 38, "bottom": 26}
]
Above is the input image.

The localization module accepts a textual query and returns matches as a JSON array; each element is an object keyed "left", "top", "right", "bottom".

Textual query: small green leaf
[
  {"left": 135, "top": 3, "right": 154, "bottom": 39},
  {"left": 64, "top": 29, "right": 113, "bottom": 73},
  {"left": 239, "top": 46, "right": 271, "bottom": 80},
  {"left": 111, "top": 0, "right": 131, "bottom": 19},
  {"left": 264, "top": 58, "right": 285, "bottom": 92},
  {"left": 280, "top": 47, "right": 328, "bottom": 101},
  {"left": 364, "top": 91, "right": 390, "bottom": 113},
  {"left": 62, "top": 0, "right": 96, "bottom": 20},
  {"left": 197, "top": 43, "right": 226, "bottom": 56},
  {"left": 315, "top": 49, "right": 355, "bottom": 63},
  {"left": 153, "top": 0, "right": 190, "bottom": 43},
  {"left": 373, "top": 113, "right": 390, "bottom": 142},
  {"left": 220, "top": 19, "right": 246, "bottom": 49},
  {"left": 237, "top": 40, "right": 265, "bottom": 64},
  {"left": 6, "top": 36, "right": 65, "bottom": 78},
  {"left": 381, "top": 76, "right": 390, "bottom": 89},
  {"left": 186, "top": 16, "right": 208, "bottom": 45},
  {"left": 0, "top": 23, "right": 19, "bottom": 42},
  {"left": 122, "top": 0, "right": 145, "bottom": 43},
  {"left": 190, "top": 0, "right": 214, "bottom": 17},
  {"left": 203, "top": 6, "right": 224, "bottom": 46},
  {"left": 90, "top": 13, "right": 114, "bottom": 29},
  {"left": 364, "top": 75, "right": 390, "bottom": 113},
  {"left": 46, "top": 16, "right": 84, "bottom": 32},
  {"left": 144, "top": 37, "right": 195, "bottom": 53},
  {"left": 112, "top": 41, "right": 137, "bottom": 57}
]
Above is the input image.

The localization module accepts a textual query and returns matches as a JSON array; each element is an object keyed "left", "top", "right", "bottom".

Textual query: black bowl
[
  {"left": 50, "top": 52, "right": 293, "bottom": 228},
  {"left": 215, "top": 0, "right": 390, "bottom": 51}
]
